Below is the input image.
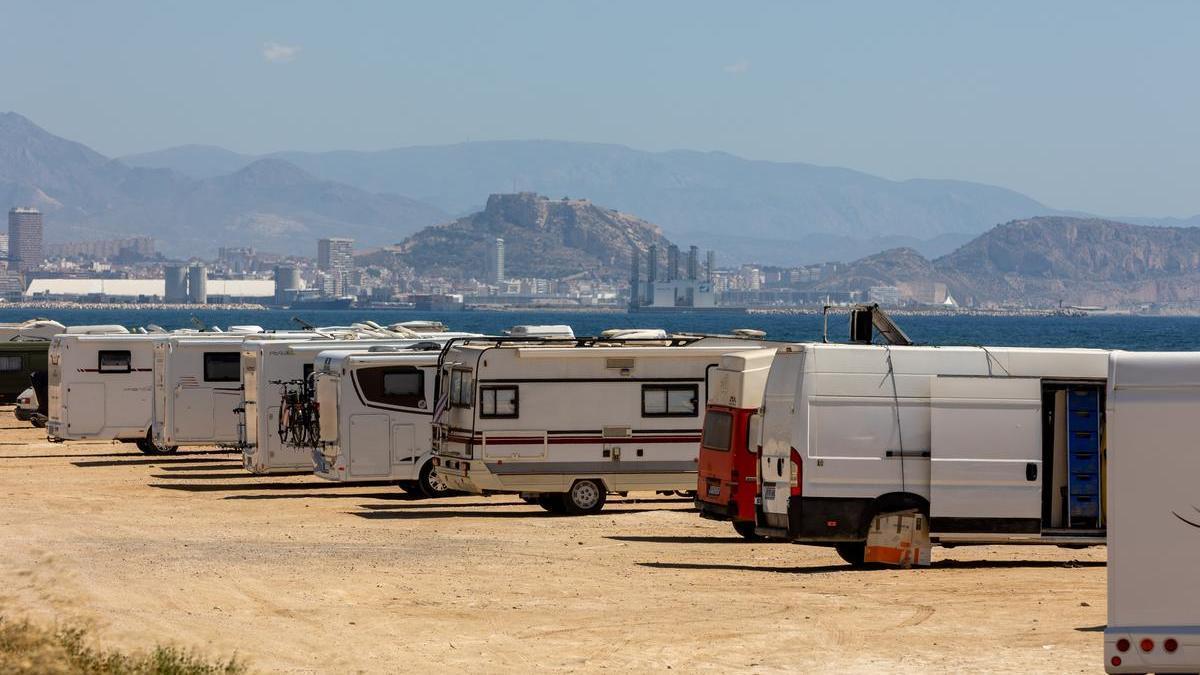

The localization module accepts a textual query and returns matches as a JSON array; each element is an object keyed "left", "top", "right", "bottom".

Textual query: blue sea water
[{"left": 2, "top": 307, "right": 1199, "bottom": 351}]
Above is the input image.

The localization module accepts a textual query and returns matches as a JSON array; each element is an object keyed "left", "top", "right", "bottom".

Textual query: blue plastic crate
[
  {"left": 1067, "top": 408, "right": 1100, "bottom": 432},
  {"left": 1069, "top": 451, "right": 1099, "bottom": 474},
  {"left": 1069, "top": 430, "right": 1099, "bottom": 452},
  {"left": 1070, "top": 494, "right": 1099, "bottom": 518},
  {"left": 1070, "top": 472, "right": 1100, "bottom": 496},
  {"left": 1068, "top": 389, "right": 1100, "bottom": 408}
]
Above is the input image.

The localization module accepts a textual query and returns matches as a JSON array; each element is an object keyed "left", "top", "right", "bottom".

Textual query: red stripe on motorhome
[{"left": 446, "top": 435, "right": 701, "bottom": 446}]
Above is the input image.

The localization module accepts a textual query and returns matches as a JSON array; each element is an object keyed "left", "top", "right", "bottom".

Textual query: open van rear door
[{"left": 930, "top": 377, "right": 1042, "bottom": 533}]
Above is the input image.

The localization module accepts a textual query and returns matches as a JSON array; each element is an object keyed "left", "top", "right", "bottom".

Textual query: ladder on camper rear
[{"left": 1067, "top": 388, "right": 1102, "bottom": 528}]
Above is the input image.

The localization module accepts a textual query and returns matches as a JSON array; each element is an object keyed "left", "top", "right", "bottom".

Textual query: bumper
[
  {"left": 1105, "top": 628, "right": 1200, "bottom": 673},
  {"left": 762, "top": 495, "right": 875, "bottom": 543}
]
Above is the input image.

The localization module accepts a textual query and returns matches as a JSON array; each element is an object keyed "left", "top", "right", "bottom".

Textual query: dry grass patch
[{"left": 0, "top": 616, "right": 246, "bottom": 674}]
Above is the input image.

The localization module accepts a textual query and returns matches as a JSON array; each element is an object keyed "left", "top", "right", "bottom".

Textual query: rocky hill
[
  {"left": 393, "top": 192, "right": 671, "bottom": 281},
  {"left": 815, "top": 217, "right": 1200, "bottom": 307},
  {"left": 0, "top": 112, "right": 447, "bottom": 256}
]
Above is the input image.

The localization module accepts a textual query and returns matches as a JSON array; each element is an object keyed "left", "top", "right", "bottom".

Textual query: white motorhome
[
  {"left": 756, "top": 343, "right": 1111, "bottom": 565},
  {"left": 48, "top": 333, "right": 176, "bottom": 451},
  {"left": 1104, "top": 352, "right": 1200, "bottom": 673},
  {"left": 152, "top": 332, "right": 319, "bottom": 450},
  {"left": 311, "top": 347, "right": 448, "bottom": 496},
  {"left": 241, "top": 333, "right": 476, "bottom": 475},
  {"left": 433, "top": 335, "right": 769, "bottom": 514}
]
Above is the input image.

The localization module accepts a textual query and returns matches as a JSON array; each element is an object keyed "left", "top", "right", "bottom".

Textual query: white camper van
[
  {"left": 756, "top": 343, "right": 1112, "bottom": 564},
  {"left": 241, "top": 333, "right": 476, "bottom": 474},
  {"left": 311, "top": 347, "right": 447, "bottom": 496},
  {"left": 152, "top": 333, "right": 314, "bottom": 450},
  {"left": 433, "top": 335, "right": 769, "bottom": 514},
  {"left": 48, "top": 333, "right": 176, "bottom": 451},
  {"left": 1104, "top": 352, "right": 1200, "bottom": 673}
]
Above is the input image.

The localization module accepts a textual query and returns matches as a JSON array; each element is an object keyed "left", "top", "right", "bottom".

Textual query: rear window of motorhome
[
  {"left": 450, "top": 369, "right": 473, "bottom": 408},
  {"left": 480, "top": 386, "right": 518, "bottom": 418},
  {"left": 0, "top": 355, "right": 21, "bottom": 372},
  {"left": 642, "top": 384, "right": 699, "bottom": 417},
  {"left": 97, "top": 350, "right": 131, "bottom": 373},
  {"left": 701, "top": 410, "right": 732, "bottom": 450},
  {"left": 203, "top": 352, "right": 241, "bottom": 382},
  {"left": 354, "top": 366, "right": 425, "bottom": 409}
]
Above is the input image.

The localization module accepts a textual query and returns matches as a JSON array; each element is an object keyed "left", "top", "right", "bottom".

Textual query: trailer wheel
[
  {"left": 417, "top": 460, "right": 454, "bottom": 499},
  {"left": 135, "top": 430, "right": 177, "bottom": 455},
  {"left": 835, "top": 542, "right": 868, "bottom": 567},
  {"left": 732, "top": 521, "right": 763, "bottom": 541},
  {"left": 536, "top": 494, "right": 565, "bottom": 514},
  {"left": 560, "top": 479, "right": 606, "bottom": 515}
]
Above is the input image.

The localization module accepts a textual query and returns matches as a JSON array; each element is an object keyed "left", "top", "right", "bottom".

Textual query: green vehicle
[{"left": 0, "top": 341, "right": 49, "bottom": 404}]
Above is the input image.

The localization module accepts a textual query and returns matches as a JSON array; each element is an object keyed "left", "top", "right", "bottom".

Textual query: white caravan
[
  {"left": 311, "top": 347, "right": 447, "bottom": 496},
  {"left": 152, "top": 332, "right": 321, "bottom": 450},
  {"left": 756, "top": 343, "right": 1111, "bottom": 565},
  {"left": 1104, "top": 352, "right": 1200, "bottom": 674},
  {"left": 433, "top": 335, "right": 770, "bottom": 514},
  {"left": 241, "top": 333, "right": 476, "bottom": 475},
  {"left": 48, "top": 333, "right": 180, "bottom": 451}
]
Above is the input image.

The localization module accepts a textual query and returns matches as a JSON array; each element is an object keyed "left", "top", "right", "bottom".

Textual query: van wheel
[
  {"left": 733, "top": 521, "right": 763, "bottom": 541},
  {"left": 30, "top": 418, "right": 46, "bottom": 429},
  {"left": 397, "top": 480, "right": 420, "bottom": 495},
  {"left": 835, "top": 542, "right": 869, "bottom": 567},
  {"left": 417, "top": 461, "right": 453, "bottom": 499},
  {"left": 136, "top": 431, "right": 177, "bottom": 455},
  {"left": 561, "top": 479, "right": 606, "bottom": 515},
  {"left": 537, "top": 494, "right": 565, "bottom": 514}
]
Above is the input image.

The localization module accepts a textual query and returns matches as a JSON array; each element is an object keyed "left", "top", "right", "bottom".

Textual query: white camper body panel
[
  {"left": 241, "top": 335, "right": 475, "bottom": 474},
  {"left": 152, "top": 333, "right": 318, "bottom": 448},
  {"left": 1105, "top": 352, "right": 1200, "bottom": 673},
  {"left": 758, "top": 343, "right": 1110, "bottom": 544},
  {"left": 435, "top": 338, "right": 768, "bottom": 496},
  {"left": 47, "top": 334, "right": 159, "bottom": 442},
  {"left": 311, "top": 350, "right": 441, "bottom": 483}
]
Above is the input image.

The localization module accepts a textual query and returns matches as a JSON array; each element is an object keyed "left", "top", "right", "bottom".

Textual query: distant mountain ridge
[
  {"left": 0, "top": 113, "right": 447, "bottom": 256},
  {"left": 124, "top": 139, "right": 1062, "bottom": 264},
  {"left": 816, "top": 216, "right": 1200, "bottom": 307}
]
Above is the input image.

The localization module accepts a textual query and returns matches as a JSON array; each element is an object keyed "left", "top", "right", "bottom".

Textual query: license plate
[
  {"left": 764, "top": 484, "right": 777, "bottom": 501},
  {"left": 706, "top": 483, "right": 721, "bottom": 497}
]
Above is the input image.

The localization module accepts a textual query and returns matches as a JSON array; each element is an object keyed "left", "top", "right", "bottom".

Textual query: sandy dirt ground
[{"left": 0, "top": 415, "right": 1107, "bottom": 673}]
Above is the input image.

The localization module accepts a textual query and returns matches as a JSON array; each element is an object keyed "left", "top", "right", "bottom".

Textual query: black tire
[
  {"left": 732, "top": 521, "right": 763, "bottom": 541},
  {"left": 417, "top": 460, "right": 453, "bottom": 499},
  {"left": 30, "top": 417, "right": 46, "bottom": 429},
  {"left": 537, "top": 494, "right": 566, "bottom": 513},
  {"left": 560, "top": 479, "right": 607, "bottom": 515},
  {"left": 136, "top": 430, "right": 177, "bottom": 455},
  {"left": 520, "top": 495, "right": 539, "bottom": 504},
  {"left": 397, "top": 480, "right": 421, "bottom": 494},
  {"left": 835, "top": 541, "right": 869, "bottom": 567}
]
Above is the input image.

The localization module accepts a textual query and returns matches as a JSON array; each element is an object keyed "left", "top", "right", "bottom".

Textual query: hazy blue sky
[{"left": 2, "top": 1, "right": 1198, "bottom": 216}]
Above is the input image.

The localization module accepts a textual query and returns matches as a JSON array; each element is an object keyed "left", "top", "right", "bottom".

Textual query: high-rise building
[
  {"left": 492, "top": 237, "right": 505, "bottom": 284},
  {"left": 687, "top": 245, "right": 699, "bottom": 281},
  {"left": 706, "top": 250, "right": 716, "bottom": 283},
  {"left": 667, "top": 245, "right": 680, "bottom": 282},
  {"left": 317, "top": 237, "right": 354, "bottom": 296},
  {"left": 647, "top": 244, "right": 658, "bottom": 283},
  {"left": 8, "top": 207, "right": 43, "bottom": 272}
]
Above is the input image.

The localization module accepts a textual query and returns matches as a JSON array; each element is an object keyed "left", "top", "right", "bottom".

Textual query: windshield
[{"left": 701, "top": 410, "right": 733, "bottom": 451}]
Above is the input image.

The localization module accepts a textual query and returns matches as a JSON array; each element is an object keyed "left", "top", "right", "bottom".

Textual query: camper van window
[
  {"left": 701, "top": 410, "right": 732, "bottom": 450},
  {"left": 480, "top": 386, "right": 519, "bottom": 418},
  {"left": 97, "top": 350, "right": 131, "bottom": 373},
  {"left": 203, "top": 352, "right": 241, "bottom": 382},
  {"left": 355, "top": 366, "right": 425, "bottom": 408},
  {"left": 641, "top": 384, "right": 699, "bottom": 417},
  {"left": 0, "top": 356, "right": 21, "bottom": 372},
  {"left": 450, "top": 369, "right": 474, "bottom": 408}
]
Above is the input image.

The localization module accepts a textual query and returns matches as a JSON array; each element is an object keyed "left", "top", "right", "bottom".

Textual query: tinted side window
[
  {"left": 0, "top": 355, "right": 21, "bottom": 372},
  {"left": 203, "top": 352, "right": 241, "bottom": 382},
  {"left": 98, "top": 350, "right": 131, "bottom": 374},
  {"left": 357, "top": 366, "right": 426, "bottom": 409}
]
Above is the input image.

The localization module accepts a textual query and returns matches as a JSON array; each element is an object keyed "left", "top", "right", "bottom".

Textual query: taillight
[
  {"left": 1116, "top": 639, "right": 1130, "bottom": 653},
  {"left": 1140, "top": 638, "right": 1154, "bottom": 652},
  {"left": 1110, "top": 656, "right": 1121, "bottom": 667},
  {"left": 1165, "top": 638, "right": 1178, "bottom": 653},
  {"left": 789, "top": 447, "right": 802, "bottom": 497}
]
